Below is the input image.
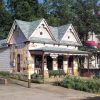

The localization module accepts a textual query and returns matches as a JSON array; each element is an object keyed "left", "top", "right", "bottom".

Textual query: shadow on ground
[{"left": 82, "top": 96, "right": 100, "bottom": 100}]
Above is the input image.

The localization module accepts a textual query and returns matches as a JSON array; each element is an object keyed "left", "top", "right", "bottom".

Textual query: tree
[
  {"left": 44, "top": 0, "right": 75, "bottom": 26},
  {"left": 7, "top": 0, "right": 39, "bottom": 21},
  {"left": 72, "top": 0, "right": 100, "bottom": 41},
  {"left": 0, "top": 0, "right": 12, "bottom": 38}
]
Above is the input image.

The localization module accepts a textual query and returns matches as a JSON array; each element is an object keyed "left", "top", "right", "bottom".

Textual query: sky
[{"left": 38, "top": 0, "right": 44, "bottom": 3}]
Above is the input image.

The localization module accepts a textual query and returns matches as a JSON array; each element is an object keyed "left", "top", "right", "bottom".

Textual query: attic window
[
  {"left": 70, "top": 29, "right": 72, "bottom": 31},
  {"left": 40, "top": 32, "right": 43, "bottom": 35},
  {"left": 68, "top": 36, "right": 70, "bottom": 39},
  {"left": 42, "top": 24, "right": 44, "bottom": 27}
]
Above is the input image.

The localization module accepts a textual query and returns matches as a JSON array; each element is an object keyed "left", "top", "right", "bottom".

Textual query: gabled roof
[
  {"left": 58, "top": 24, "right": 70, "bottom": 40},
  {"left": 15, "top": 18, "right": 43, "bottom": 39},
  {"left": 8, "top": 18, "right": 82, "bottom": 46},
  {"left": 49, "top": 24, "right": 70, "bottom": 41},
  {"left": 49, "top": 26, "right": 58, "bottom": 41}
]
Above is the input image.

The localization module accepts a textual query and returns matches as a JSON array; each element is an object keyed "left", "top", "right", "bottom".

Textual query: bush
[
  {"left": 9, "top": 73, "right": 28, "bottom": 82},
  {"left": 0, "top": 71, "right": 44, "bottom": 83},
  {"left": 0, "top": 71, "right": 10, "bottom": 78},
  {"left": 57, "top": 76, "right": 100, "bottom": 93},
  {"left": 48, "top": 70, "right": 66, "bottom": 77},
  {"left": 31, "top": 73, "right": 44, "bottom": 84}
]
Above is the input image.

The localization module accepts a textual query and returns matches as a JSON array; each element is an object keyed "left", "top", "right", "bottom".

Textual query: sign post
[
  {"left": 27, "top": 61, "right": 31, "bottom": 88},
  {"left": 28, "top": 69, "right": 31, "bottom": 88}
]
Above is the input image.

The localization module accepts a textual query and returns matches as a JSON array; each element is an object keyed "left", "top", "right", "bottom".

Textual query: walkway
[{"left": 0, "top": 79, "right": 98, "bottom": 100}]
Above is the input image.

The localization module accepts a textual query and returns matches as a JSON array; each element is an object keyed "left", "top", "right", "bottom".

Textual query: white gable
[
  {"left": 30, "top": 20, "right": 54, "bottom": 40},
  {"left": 88, "top": 32, "right": 100, "bottom": 43},
  {"left": 61, "top": 25, "right": 81, "bottom": 44}
]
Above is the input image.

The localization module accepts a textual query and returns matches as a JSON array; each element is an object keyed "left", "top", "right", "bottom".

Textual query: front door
[{"left": 17, "top": 54, "right": 20, "bottom": 72}]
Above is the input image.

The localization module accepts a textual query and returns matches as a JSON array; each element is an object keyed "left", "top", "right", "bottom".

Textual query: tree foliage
[
  {"left": 72, "top": 0, "right": 100, "bottom": 41},
  {"left": 0, "top": 0, "right": 100, "bottom": 41}
]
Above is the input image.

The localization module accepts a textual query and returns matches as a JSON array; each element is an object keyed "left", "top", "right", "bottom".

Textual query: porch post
[
  {"left": 41, "top": 52, "right": 44, "bottom": 76},
  {"left": 53, "top": 58, "right": 58, "bottom": 70},
  {"left": 87, "top": 55, "right": 90, "bottom": 76},
  {"left": 73, "top": 56, "right": 78, "bottom": 76},
  {"left": 84, "top": 56, "right": 88, "bottom": 68},
  {"left": 63, "top": 56, "right": 68, "bottom": 74},
  {"left": 44, "top": 56, "right": 49, "bottom": 78}
]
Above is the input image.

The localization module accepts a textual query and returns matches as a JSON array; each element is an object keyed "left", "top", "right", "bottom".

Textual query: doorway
[
  {"left": 47, "top": 56, "right": 53, "bottom": 70},
  {"left": 17, "top": 54, "right": 20, "bottom": 72},
  {"left": 68, "top": 56, "right": 74, "bottom": 74},
  {"left": 58, "top": 56, "right": 63, "bottom": 69}
]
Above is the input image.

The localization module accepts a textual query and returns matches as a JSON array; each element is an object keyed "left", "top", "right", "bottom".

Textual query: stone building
[{"left": 7, "top": 18, "right": 89, "bottom": 78}]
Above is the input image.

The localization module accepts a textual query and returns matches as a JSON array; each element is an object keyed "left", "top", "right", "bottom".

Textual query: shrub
[
  {"left": 48, "top": 70, "right": 66, "bottom": 77},
  {"left": 0, "top": 71, "right": 10, "bottom": 78},
  {"left": 57, "top": 76, "right": 100, "bottom": 93},
  {"left": 0, "top": 71, "right": 44, "bottom": 83},
  {"left": 31, "top": 73, "right": 44, "bottom": 84}
]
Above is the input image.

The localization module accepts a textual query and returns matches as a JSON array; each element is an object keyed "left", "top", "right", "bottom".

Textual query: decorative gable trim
[
  {"left": 60, "top": 24, "right": 82, "bottom": 46},
  {"left": 43, "top": 19, "right": 57, "bottom": 41},
  {"left": 70, "top": 24, "right": 82, "bottom": 45},
  {"left": 7, "top": 21, "right": 16, "bottom": 43},
  {"left": 29, "top": 19, "right": 56, "bottom": 42},
  {"left": 7, "top": 21, "right": 28, "bottom": 44}
]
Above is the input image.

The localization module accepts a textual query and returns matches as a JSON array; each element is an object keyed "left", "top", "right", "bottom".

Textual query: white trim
[
  {"left": 7, "top": 21, "right": 16, "bottom": 43},
  {"left": 29, "top": 19, "right": 56, "bottom": 41},
  {"left": 60, "top": 24, "right": 82, "bottom": 46}
]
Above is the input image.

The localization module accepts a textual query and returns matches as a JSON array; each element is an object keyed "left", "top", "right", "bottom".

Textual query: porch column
[
  {"left": 27, "top": 51, "right": 34, "bottom": 74},
  {"left": 44, "top": 56, "right": 49, "bottom": 78},
  {"left": 73, "top": 56, "right": 78, "bottom": 76},
  {"left": 41, "top": 52, "right": 44, "bottom": 76},
  {"left": 63, "top": 56, "right": 68, "bottom": 74},
  {"left": 31, "top": 56, "right": 35, "bottom": 74},
  {"left": 84, "top": 56, "right": 88, "bottom": 68},
  {"left": 53, "top": 58, "right": 58, "bottom": 70}
]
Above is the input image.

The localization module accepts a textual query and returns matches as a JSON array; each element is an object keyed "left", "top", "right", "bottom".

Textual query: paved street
[{"left": 0, "top": 83, "right": 99, "bottom": 100}]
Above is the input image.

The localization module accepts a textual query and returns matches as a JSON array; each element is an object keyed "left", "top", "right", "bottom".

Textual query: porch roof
[
  {"left": 0, "top": 39, "right": 8, "bottom": 48},
  {"left": 29, "top": 46, "right": 89, "bottom": 55}
]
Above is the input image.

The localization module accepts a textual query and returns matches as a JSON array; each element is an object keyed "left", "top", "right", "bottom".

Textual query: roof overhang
[{"left": 29, "top": 46, "right": 89, "bottom": 56}]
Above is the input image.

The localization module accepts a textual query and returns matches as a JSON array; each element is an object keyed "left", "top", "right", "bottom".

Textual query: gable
[
  {"left": 61, "top": 25, "right": 82, "bottom": 45},
  {"left": 88, "top": 32, "right": 99, "bottom": 43},
  {"left": 29, "top": 20, "right": 55, "bottom": 41},
  {"left": 9, "top": 25, "right": 27, "bottom": 44}
]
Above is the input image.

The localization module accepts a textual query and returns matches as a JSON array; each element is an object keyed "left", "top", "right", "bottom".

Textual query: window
[
  {"left": 40, "top": 32, "right": 43, "bottom": 35},
  {"left": 42, "top": 24, "right": 44, "bottom": 27},
  {"left": 68, "top": 36, "right": 70, "bottom": 39},
  {"left": 35, "top": 55, "right": 42, "bottom": 68},
  {"left": 67, "top": 45, "right": 68, "bottom": 47}
]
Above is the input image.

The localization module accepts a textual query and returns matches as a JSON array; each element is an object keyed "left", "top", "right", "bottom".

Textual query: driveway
[{"left": 0, "top": 82, "right": 99, "bottom": 100}]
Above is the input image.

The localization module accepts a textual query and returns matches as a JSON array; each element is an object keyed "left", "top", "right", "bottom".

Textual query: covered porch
[{"left": 28, "top": 46, "right": 89, "bottom": 78}]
